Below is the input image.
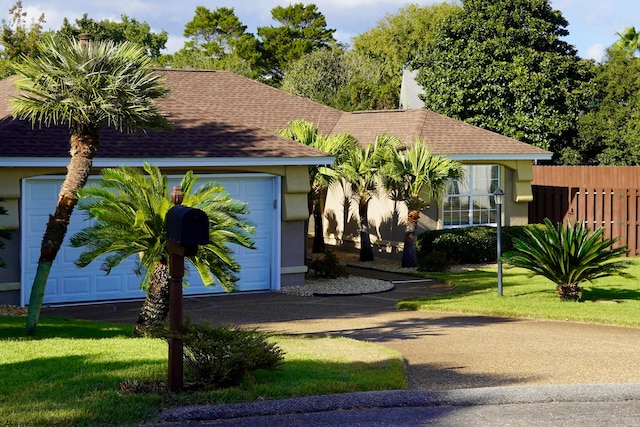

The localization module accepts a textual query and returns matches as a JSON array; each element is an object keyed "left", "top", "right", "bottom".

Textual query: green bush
[
  {"left": 417, "top": 225, "right": 541, "bottom": 265},
  {"left": 309, "top": 249, "right": 348, "bottom": 278},
  {"left": 417, "top": 251, "right": 450, "bottom": 272},
  {"left": 158, "top": 319, "right": 285, "bottom": 389}
]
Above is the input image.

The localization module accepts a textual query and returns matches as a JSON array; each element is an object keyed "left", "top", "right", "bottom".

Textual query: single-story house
[{"left": 0, "top": 69, "right": 551, "bottom": 306}]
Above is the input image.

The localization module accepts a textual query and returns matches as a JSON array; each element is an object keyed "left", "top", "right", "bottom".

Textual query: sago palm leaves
[
  {"left": 502, "top": 218, "right": 632, "bottom": 300},
  {"left": 70, "top": 163, "right": 254, "bottom": 333}
]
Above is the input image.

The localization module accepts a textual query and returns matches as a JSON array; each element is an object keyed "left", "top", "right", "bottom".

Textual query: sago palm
[
  {"left": 502, "top": 218, "right": 632, "bottom": 301},
  {"left": 382, "top": 139, "right": 464, "bottom": 267},
  {"left": 70, "top": 163, "right": 254, "bottom": 335},
  {"left": 277, "top": 119, "right": 357, "bottom": 253},
  {"left": 10, "top": 35, "right": 170, "bottom": 334},
  {"left": 341, "top": 134, "right": 401, "bottom": 261}
]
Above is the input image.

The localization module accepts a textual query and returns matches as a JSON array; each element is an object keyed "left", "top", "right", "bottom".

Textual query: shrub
[
  {"left": 309, "top": 249, "right": 348, "bottom": 278},
  {"left": 157, "top": 319, "right": 285, "bottom": 389},
  {"left": 502, "top": 219, "right": 633, "bottom": 301},
  {"left": 417, "top": 251, "right": 450, "bottom": 272}
]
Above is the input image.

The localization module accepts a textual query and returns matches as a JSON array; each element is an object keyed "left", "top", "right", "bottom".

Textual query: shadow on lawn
[
  {"left": 581, "top": 286, "right": 640, "bottom": 302},
  {"left": 0, "top": 316, "right": 133, "bottom": 340}
]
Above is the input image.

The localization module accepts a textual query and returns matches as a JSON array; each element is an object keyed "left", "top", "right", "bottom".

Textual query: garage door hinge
[{"left": 273, "top": 199, "right": 277, "bottom": 209}]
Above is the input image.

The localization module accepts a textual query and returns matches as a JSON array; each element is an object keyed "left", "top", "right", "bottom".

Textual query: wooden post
[{"left": 168, "top": 186, "right": 184, "bottom": 392}]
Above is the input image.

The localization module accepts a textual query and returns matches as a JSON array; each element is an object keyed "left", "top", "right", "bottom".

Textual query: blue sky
[{"left": 17, "top": 0, "right": 640, "bottom": 62}]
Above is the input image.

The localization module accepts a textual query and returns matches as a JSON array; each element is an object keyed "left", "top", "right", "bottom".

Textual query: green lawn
[
  {"left": 398, "top": 258, "right": 640, "bottom": 326},
  {"left": 0, "top": 317, "right": 406, "bottom": 426}
]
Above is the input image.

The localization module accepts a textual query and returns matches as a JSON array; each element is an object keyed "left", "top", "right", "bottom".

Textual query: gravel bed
[{"left": 279, "top": 276, "right": 394, "bottom": 297}]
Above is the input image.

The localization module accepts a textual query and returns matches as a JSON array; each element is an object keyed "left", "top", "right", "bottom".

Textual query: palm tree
[
  {"left": 382, "top": 139, "right": 464, "bottom": 267},
  {"left": 341, "top": 134, "right": 402, "bottom": 261},
  {"left": 502, "top": 218, "right": 632, "bottom": 301},
  {"left": 277, "top": 119, "right": 357, "bottom": 253},
  {"left": 70, "top": 163, "right": 255, "bottom": 335},
  {"left": 10, "top": 35, "right": 170, "bottom": 335},
  {"left": 613, "top": 27, "right": 640, "bottom": 58}
]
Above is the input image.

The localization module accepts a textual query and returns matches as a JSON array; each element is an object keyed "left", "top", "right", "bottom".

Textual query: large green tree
[
  {"left": 70, "top": 164, "right": 254, "bottom": 335},
  {"left": 11, "top": 36, "right": 170, "bottom": 335},
  {"left": 382, "top": 140, "right": 464, "bottom": 267},
  {"left": 352, "top": 2, "right": 459, "bottom": 108},
  {"left": 281, "top": 47, "right": 397, "bottom": 111},
  {"left": 57, "top": 13, "right": 168, "bottom": 57},
  {"left": 0, "top": 1, "right": 45, "bottom": 78},
  {"left": 414, "top": 0, "right": 593, "bottom": 159},
  {"left": 158, "top": 6, "right": 261, "bottom": 78},
  {"left": 612, "top": 26, "right": 640, "bottom": 58},
  {"left": 572, "top": 48, "right": 640, "bottom": 165},
  {"left": 277, "top": 119, "right": 357, "bottom": 253},
  {"left": 258, "top": 3, "right": 335, "bottom": 83}
]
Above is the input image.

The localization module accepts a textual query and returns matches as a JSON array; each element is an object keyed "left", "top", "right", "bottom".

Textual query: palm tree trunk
[
  {"left": 359, "top": 199, "right": 374, "bottom": 262},
  {"left": 401, "top": 210, "right": 420, "bottom": 268},
  {"left": 26, "top": 130, "right": 98, "bottom": 335},
  {"left": 134, "top": 262, "right": 171, "bottom": 337},
  {"left": 557, "top": 284, "right": 581, "bottom": 301},
  {"left": 312, "top": 188, "right": 327, "bottom": 253}
]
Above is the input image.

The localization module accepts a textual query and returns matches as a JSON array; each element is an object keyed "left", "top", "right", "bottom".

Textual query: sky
[{"left": 15, "top": 0, "right": 640, "bottom": 62}]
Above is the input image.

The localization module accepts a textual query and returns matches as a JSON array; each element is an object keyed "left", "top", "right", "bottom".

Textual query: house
[{"left": 0, "top": 69, "right": 551, "bottom": 306}]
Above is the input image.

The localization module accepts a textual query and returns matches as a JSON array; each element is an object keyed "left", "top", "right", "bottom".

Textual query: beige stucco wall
[{"left": 320, "top": 161, "right": 535, "bottom": 253}]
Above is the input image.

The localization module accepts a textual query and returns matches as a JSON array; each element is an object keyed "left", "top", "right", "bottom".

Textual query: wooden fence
[{"left": 530, "top": 166, "right": 640, "bottom": 256}]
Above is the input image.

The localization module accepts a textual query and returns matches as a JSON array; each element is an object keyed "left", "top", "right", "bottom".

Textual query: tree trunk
[
  {"left": 134, "top": 262, "right": 171, "bottom": 337},
  {"left": 312, "top": 189, "right": 327, "bottom": 253},
  {"left": 401, "top": 210, "right": 421, "bottom": 268},
  {"left": 557, "top": 283, "right": 581, "bottom": 301},
  {"left": 26, "top": 130, "right": 98, "bottom": 335},
  {"left": 359, "top": 199, "right": 374, "bottom": 262}
]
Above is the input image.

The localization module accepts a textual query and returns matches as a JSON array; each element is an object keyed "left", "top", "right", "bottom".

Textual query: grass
[
  {"left": 398, "top": 258, "right": 640, "bottom": 327},
  {"left": 0, "top": 317, "right": 406, "bottom": 426}
]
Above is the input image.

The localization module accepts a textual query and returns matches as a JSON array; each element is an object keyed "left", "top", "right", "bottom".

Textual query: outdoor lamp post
[{"left": 493, "top": 188, "right": 504, "bottom": 296}]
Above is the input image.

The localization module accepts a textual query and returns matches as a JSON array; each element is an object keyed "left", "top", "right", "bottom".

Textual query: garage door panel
[{"left": 23, "top": 175, "right": 278, "bottom": 305}]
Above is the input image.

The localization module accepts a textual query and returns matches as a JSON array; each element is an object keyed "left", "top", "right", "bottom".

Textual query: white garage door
[{"left": 21, "top": 174, "right": 279, "bottom": 306}]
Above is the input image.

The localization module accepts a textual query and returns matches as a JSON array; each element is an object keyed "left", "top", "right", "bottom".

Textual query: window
[{"left": 442, "top": 165, "right": 500, "bottom": 228}]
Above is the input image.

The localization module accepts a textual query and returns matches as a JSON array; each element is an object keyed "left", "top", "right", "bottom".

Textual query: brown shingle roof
[
  {"left": 332, "top": 109, "right": 551, "bottom": 159},
  {"left": 0, "top": 69, "right": 551, "bottom": 162}
]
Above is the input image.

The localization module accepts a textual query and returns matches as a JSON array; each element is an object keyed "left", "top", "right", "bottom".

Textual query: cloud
[{"left": 585, "top": 43, "right": 605, "bottom": 62}]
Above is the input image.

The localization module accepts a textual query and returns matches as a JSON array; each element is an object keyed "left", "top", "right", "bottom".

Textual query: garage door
[{"left": 21, "top": 174, "right": 279, "bottom": 306}]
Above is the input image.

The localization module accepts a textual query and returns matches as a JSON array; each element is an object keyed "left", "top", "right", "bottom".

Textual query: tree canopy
[
  {"left": 414, "top": 0, "right": 593, "bottom": 160},
  {"left": 258, "top": 3, "right": 335, "bottom": 83}
]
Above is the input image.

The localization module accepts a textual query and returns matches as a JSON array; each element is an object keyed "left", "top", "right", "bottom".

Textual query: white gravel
[{"left": 279, "top": 275, "right": 394, "bottom": 297}]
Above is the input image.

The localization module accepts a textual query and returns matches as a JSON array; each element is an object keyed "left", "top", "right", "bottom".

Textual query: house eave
[
  {"left": 0, "top": 156, "right": 336, "bottom": 168},
  {"left": 448, "top": 153, "right": 553, "bottom": 162}
]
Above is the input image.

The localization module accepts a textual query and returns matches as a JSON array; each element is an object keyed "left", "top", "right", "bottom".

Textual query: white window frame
[{"left": 442, "top": 164, "right": 500, "bottom": 228}]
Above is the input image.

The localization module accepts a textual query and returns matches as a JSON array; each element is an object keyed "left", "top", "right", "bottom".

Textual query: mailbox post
[{"left": 165, "top": 186, "right": 209, "bottom": 391}]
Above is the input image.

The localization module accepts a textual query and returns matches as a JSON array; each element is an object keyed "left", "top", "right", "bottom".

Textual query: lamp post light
[{"left": 493, "top": 187, "right": 504, "bottom": 297}]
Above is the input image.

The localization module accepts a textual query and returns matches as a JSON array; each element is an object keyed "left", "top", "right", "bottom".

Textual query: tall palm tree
[
  {"left": 70, "top": 163, "right": 255, "bottom": 335},
  {"left": 10, "top": 35, "right": 170, "bottom": 335},
  {"left": 341, "top": 134, "right": 401, "bottom": 261},
  {"left": 277, "top": 119, "right": 357, "bottom": 253},
  {"left": 382, "top": 139, "right": 464, "bottom": 267},
  {"left": 613, "top": 27, "right": 640, "bottom": 58}
]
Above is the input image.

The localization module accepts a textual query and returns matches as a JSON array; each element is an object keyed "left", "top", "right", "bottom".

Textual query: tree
[
  {"left": 572, "top": 48, "right": 640, "bottom": 165},
  {"left": 258, "top": 3, "right": 335, "bottom": 83},
  {"left": 502, "top": 219, "right": 631, "bottom": 301},
  {"left": 57, "top": 13, "right": 168, "bottom": 57},
  {"left": 11, "top": 35, "right": 170, "bottom": 335},
  {"left": 281, "top": 47, "right": 397, "bottom": 111},
  {"left": 341, "top": 135, "right": 402, "bottom": 261},
  {"left": 414, "top": 0, "right": 593, "bottom": 159},
  {"left": 613, "top": 26, "right": 640, "bottom": 58},
  {"left": 0, "top": 1, "right": 45, "bottom": 78},
  {"left": 382, "top": 139, "right": 464, "bottom": 267},
  {"left": 70, "top": 164, "right": 254, "bottom": 335},
  {"left": 352, "top": 2, "right": 459, "bottom": 108},
  {"left": 157, "top": 6, "right": 262, "bottom": 78},
  {"left": 277, "top": 119, "right": 357, "bottom": 253}
]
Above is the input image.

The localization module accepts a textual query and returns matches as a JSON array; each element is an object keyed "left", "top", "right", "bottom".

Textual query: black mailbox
[{"left": 166, "top": 205, "right": 210, "bottom": 246}]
